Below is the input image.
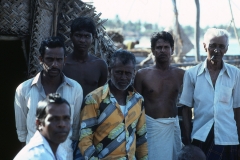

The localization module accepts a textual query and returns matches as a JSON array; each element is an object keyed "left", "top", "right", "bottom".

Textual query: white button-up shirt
[
  {"left": 14, "top": 72, "right": 83, "bottom": 159},
  {"left": 179, "top": 59, "right": 240, "bottom": 145},
  {"left": 14, "top": 131, "right": 67, "bottom": 160}
]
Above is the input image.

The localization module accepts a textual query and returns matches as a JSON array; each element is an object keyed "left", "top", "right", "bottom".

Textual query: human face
[
  {"left": 71, "top": 30, "right": 93, "bottom": 53},
  {"left": 40, "top": 47, "right": 65, "bottom": 78},
  {"left": 203, "top": 36, "right": 228, "bottom": 63},
  {"left": 109, "top": 58, "right": 135, "bottom": 91},
  {"left": 39, "top": 103, "right": 71, "bottom": 145},
  {"left": 152, "top": 39, "right": 173, "bottom": 63}
]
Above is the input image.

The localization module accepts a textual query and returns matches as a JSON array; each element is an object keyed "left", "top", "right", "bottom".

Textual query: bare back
[
  {"left": 63, "top": 53, "right": 108, "bottom": 98},
  {"left": 134, "top": 66, "right": 184, "bottom": 118}
]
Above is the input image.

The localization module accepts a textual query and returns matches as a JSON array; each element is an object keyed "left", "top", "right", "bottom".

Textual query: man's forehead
[
  {"left": 44, "top": 47, "right": 65, "bottom": 56},
  {"left": 74, "top": 30, "right": 92, "bottom": 35},
  {"left": 46, "top": 103, "right": 70, "bottom": 115},
  {"left": 209, "top": 36, "right": 228, "bottom": 43},
  {"left": 156, "top": 39, "right": 171, "bottom": 45},
  {"left": 112, "top": 65, "right": 134, "bottom": 70}
]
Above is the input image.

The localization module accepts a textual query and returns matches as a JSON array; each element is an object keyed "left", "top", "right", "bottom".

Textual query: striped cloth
[{"left": 79, "top": 82, "right": 148, "bottom": 160}]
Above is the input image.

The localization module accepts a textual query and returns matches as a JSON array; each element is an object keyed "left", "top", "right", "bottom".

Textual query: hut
[{"left": 0, "top": 0, "right": 117, "bottom": 159}]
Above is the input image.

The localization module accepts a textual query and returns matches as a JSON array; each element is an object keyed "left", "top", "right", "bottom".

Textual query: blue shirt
[{"left": 180, "top": 59, "right": 240, "bottom": 145}]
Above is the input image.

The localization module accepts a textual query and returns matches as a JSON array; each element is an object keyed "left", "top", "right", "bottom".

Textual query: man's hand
[
  {"left": 21, "top": 142, "right": 26, "bottom": 148},
  {"left": 182, "top": 106, "right": 192, "bottom": 145}
]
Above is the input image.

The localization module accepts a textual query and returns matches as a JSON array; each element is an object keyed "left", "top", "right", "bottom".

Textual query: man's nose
[
  {"left": 58, "top": 120, "right": 66, "bottom": 127},
  {"left": 52, "top": 60, "right": 58, "bottom": 67},
  {"left": 160, "top": 47, "right": 165, "bottom": 52},
  {"left": 78, "top": 36, "right": 86, "bottom": 42},
  {"left": 214, "top": 48, "right": 220, "bottom": 53},
  {"left": 121, "top": 72, "right": 127, "bottom": 79}
]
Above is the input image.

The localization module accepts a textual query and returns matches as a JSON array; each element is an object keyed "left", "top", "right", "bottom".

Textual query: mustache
[
  {"left": 42, "top": 63, "right": 59, "bottom": 69},
  {"left": 157, "top": 54, "right": 167, "bottom": 58}
]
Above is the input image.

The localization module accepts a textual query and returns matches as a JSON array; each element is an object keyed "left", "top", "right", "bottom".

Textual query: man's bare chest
[
  {"left": 63, "top": 64, "right": 101, "bottom": 84},
  {"left": 142, "top": 75, "right": 180, "bottom": 96}
]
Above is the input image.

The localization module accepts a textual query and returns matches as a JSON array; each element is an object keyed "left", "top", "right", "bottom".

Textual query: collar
[
  {"left": 31, "top": 71, "right": 74, "bottom": 88},
  {"left": 28, "top": 131, "right": 54, "bottom": 155},
  {"left": 197, "top": 58, "right": 231, "bottom": 78},
  {"left": 101, "top": 81, "right": 136, "bottom": 100},
  {"left": 29, "top": 131, "right": 66, "bottom": 158}
]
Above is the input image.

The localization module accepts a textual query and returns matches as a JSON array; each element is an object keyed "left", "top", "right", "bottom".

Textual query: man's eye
[
  {"left": 49, "top": 117, "right": 56, "bottom": 121},
  {"left": 116, "top": 71, "right": 122, "bottom": 74},
  {"left": 64, "top": 117, "right": 70, "bottom": 121},
  {"left": 219, "top": 45, "right": 226, "bottom": 49},
  {"left": 46, "top": 58, "right": 54, "bottom": 61},
  {"left": 126, "top": 72, "right": 132, "bottom": 76},
  {"left": 209, "top": 44, "right": 216, "bottom": 48}
]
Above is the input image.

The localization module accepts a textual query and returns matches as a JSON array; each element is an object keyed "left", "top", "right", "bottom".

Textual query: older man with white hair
[{"left": 180, "top": 28, "right": 240, "bottom": 159}]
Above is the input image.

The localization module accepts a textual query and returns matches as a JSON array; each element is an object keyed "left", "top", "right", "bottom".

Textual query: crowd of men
[{"left": 13, "top": 16, "right": 240, "bottom": 160}]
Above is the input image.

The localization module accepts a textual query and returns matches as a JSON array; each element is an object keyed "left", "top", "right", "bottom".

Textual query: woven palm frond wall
[
  {"left": 0, "top": 0, "right": 31, "bottom": 36},
  {"left": 0, "top": 0, "right": 117, "bottom": 78},
  {"left": 57, "top": 0, "right": 117, "bottom": 64}
]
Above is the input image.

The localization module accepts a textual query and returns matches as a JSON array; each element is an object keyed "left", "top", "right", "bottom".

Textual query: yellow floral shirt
[{"left": 79, "top": 82, "right": 148, "bottom": 160}]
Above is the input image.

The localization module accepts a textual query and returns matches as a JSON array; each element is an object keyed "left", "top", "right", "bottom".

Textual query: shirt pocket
[{"left": 219, "top": 85, "right": 232, "bottom": 104}]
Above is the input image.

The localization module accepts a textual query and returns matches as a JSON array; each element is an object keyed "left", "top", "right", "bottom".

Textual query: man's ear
[
  {"left": 39, "top": 56, "right": 43, "bottom": 64},
  {"left": 36, "top": 119, "right": 43, "bottom": 131},
  {"left": 108, "top": 67, "right": 111, "bottom": 75},
  {"left": 64, "top": 56, "right": 67, "bottom": 65},
  {"left": 171, "top": 47, "right": 174, "bottom": 55},
  {"left": 203, "top": 43, "right": 207, "bottom": 52}
]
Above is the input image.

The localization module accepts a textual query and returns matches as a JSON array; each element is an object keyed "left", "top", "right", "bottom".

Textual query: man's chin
[
  {"left": 115, "top": 84, "right": 130, "bottom": 91},
  {"left": 77, "top": 47, "right": 88, "bottom": 52}
]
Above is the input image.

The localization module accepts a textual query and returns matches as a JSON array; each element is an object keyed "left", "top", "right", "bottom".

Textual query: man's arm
[
  {"left": 233, "top": 70, "right": 240, "bottom": 157},
  {"left": 182, "top": 106, "right": 192, "bottom": 145},
  {"left": 78, "top": 94, "right": 99, "bottom": 159},
  {"left": 135, "top": 103, "right": 148, "bottom": 160},
  {"left": 71, "top": 84, "right": 83, "bottom": 140},
  {"left": 179, "top": 70, "right": 194, "bottom": 145},
  {"left": 98, "top": 61, "right": 108, "bottom": 87},
  {"left": 234, "top": 108, "right": 240, "bottom": 158},
  {"left": 14, "top": 87, "right": 28, "bottom": 144},
  {"left": 134, "top": 70, "right": 143, "bottom": 94}
]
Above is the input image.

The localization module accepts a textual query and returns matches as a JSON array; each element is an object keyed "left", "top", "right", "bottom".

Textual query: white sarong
[{"left": 146, "top": 115, "right": 182, "bottom": 160}]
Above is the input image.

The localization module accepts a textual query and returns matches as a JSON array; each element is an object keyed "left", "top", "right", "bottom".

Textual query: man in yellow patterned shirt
[{"left": 79, "top": 49, "right": 148, "bottom": 160}]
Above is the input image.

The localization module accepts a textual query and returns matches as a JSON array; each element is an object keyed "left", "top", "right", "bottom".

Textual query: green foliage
[{"left": 103, "top": 15, "right": 240, "bottom": 38}]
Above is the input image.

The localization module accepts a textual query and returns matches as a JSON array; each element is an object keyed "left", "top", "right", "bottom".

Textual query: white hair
[{"left": 203, "top": 28, "right": 229, "bottom": 45}]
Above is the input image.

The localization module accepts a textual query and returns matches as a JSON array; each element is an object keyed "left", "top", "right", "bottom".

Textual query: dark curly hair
[
  {"left": 39, "top": 36, "right": 66, "bottom": 57},
  {"left": 151, "top": 31, "right": 174, "bottom": 50},
  {"left": 71, "top": 17, "right": 96, "bottom": 36},
  {"left": 109, "top": 49, "right": 136, "bottom": 68},
  {"left": 36, "top": 93, "right": 70, "bottom": 130}
]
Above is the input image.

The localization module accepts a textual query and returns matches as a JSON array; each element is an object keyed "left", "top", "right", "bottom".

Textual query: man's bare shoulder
[
  {"left": 137, "top": 66, "right": 156, "bottom": 74},
  {"left": 170, "top": 66, "right": 184, "bottom": 72},
  {"left": 89, "top": 54, "right": 107, "bottom": 64},
  {"left": 170, "top": 66, "right": 185, "bottom": 74}
]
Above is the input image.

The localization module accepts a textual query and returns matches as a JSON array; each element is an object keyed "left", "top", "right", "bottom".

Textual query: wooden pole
[
  {"left": 228, "top": 0, "right": 240, "bottom": 49},
  {"left": 53, "top": 0, "right": 59, "bottom": 36},
  {"left": 195, "top": 0, "right": 201, "bottom": 62}
]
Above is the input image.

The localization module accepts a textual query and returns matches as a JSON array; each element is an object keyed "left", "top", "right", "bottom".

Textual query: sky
[{"left": 92, "top": 0, "right": 240, "bottom": 28}]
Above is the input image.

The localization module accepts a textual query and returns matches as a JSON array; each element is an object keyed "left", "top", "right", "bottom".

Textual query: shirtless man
[
  {"left": 63, "top": 17, "right": 108, "bottom": 159},
  {"left": 134, "top": 31, "right": 184, "bottom": 160},
  {"left": 63, "top": 17, "right": 108, "bottom": 99}
]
